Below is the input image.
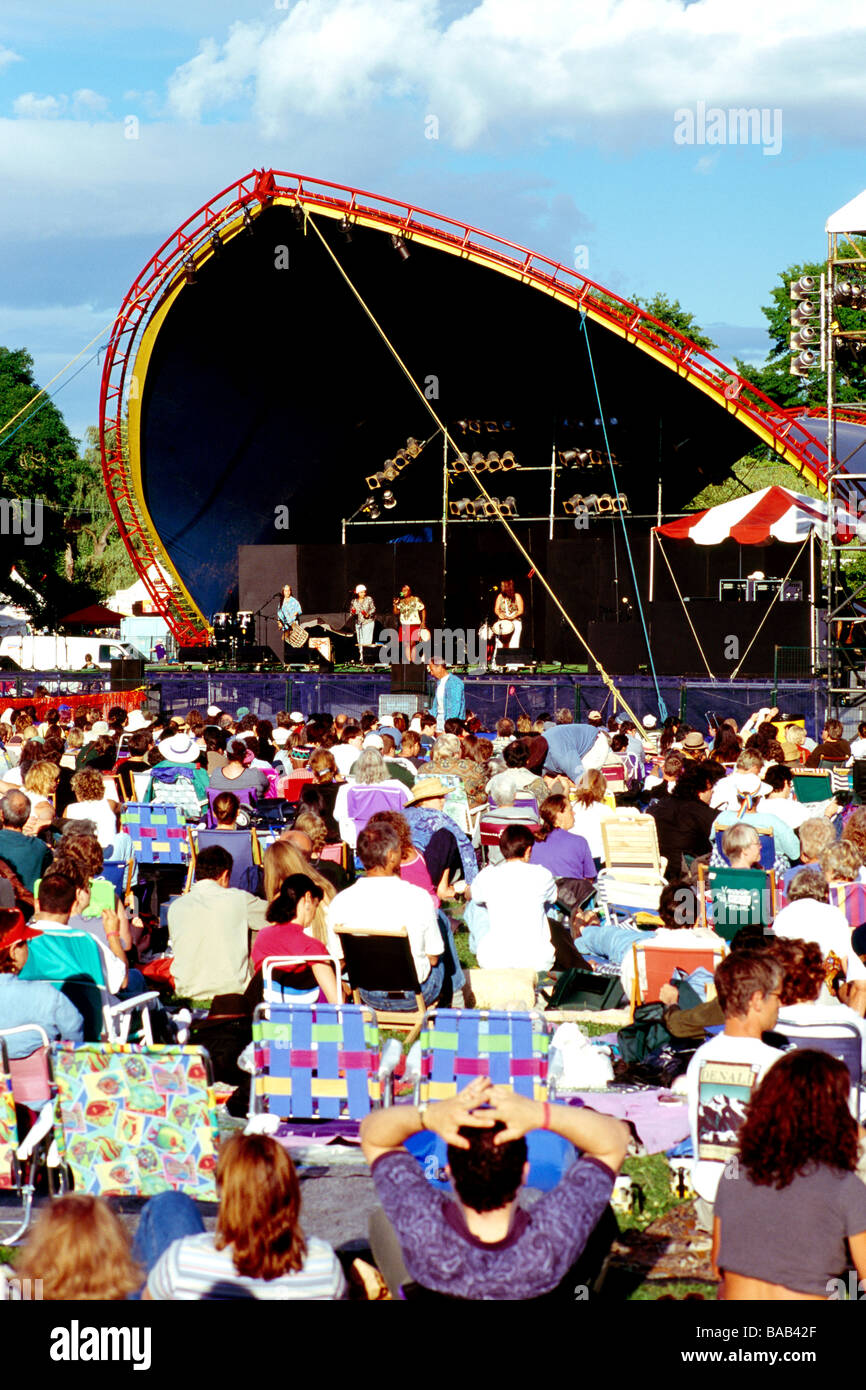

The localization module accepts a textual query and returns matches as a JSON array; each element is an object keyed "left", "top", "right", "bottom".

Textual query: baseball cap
[{"left": 0, "top": 908, "right": 41, "bottom": 949}]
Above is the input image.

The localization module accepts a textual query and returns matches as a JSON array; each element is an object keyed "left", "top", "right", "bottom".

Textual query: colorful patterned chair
[{"left": 49, "top": 1042, "right": 219, "bottom": 1201}]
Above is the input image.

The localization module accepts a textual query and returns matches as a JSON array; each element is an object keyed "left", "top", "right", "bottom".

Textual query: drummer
[
  {"left": 493, "top": 579, "right": 524, "bottom": 651},
  {"left": 393, "top": 584, "right": 425, "bottom": 662}
]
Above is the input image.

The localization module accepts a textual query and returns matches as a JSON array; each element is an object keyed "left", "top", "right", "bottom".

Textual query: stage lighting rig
[
  {"left": 486, "top": 451, "right": 501, "bottom": 471},
  {"left": 382, "top": 490, "right": 397, "bottom": 509},
  {"left": 789, "top": 274, "right": 825, "bottom": 376},
  {"left": 182, "top": 255, "right": 197, "bottom": 285},
  {"left": 391, "top": 234, "right": 410, "bottom": 260},
  {"left": 339, "top": 215, "right": 353, "bottom": 242}
]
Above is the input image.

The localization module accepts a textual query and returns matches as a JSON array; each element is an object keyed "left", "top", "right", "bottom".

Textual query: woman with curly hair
[
  {"left": 143, "top": 1132, "right": 346, "bottom": 1299},
  {"left": 713, "top": 1050, "right": 866, "bottom": 1300},
  {"left": 15, "top": 1194, "right": 142, "bottom": 1300},
  {"left": 64, "top": 766, "right": 119, "bottom": 851},
  {"left": 773, "top": 935, "right": 866, "bottom": 1066}
]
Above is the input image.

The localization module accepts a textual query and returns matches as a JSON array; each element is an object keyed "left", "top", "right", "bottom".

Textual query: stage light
[
  {"left": 382, "top": 461, "right": 399, "bottom": 481},
  {"left": 209, "top": 232, "right": 222, "bottom": 258},
  {"left": 454, "top": 420, "right": 469, "bottom": 433},
  {"left": 291, "top": 203, "right": 304, "bottom": 228},
  {"left": 382, "top": 489, "right": 397, "bottom": 509},
  {"left": 483, "top": 498, "right": 499, "bottom": 516},
  {"left": 500, "top": 496, "right": 517, "bottom": 517},
  {"left": 339, "top": 214, "right": 353, "bottom": 242},
  {"left": 500, "top": 450, "right": 518, "bottom": 470},
  {"left": 391, "top": 234, "right": 410, "bottom": 260},
  {"left": 834, "top": 280, "right": 866, "bottom": 308},
  {"left": 363, "top": 498, "right": 381, "bottom": 520},
  {"left": 464, "top": 500, "right": 478, "bottom": 517},
  {"left": 242, "top": 204, "right": 254, "bottom": 232},
  {"left": 449, "top": 499, "right": 465, "bottom": 517},
  {"left": 405, "top": 437, "right": 421, "bottom": 457},
  {"left": 485, "top": 421, "right": 500, "bottom": 433},
  {"left": 467, "top": 420, "right": 482, "bottom": 433},
  {"left": 470, "top": 451, "right": 487, "bottom": 472},
  {"left": 502, "top": 420, "right": 516, "bottom": 431},
  {"left": 789, "top": 275, "right": 824, "bottom": 376},
  {"left": 486, "top": 451, "right": 501, "bottom": 471},
  {"left": 451, "top": 453, "right": 469, "bottom": 473},
  {"left": 562, "top": 495, "right": 579, "bottom": 515},
  {"left": 576, "top": 449, "right": 592, "bottom": 466},
  {"left": 182, "top": 254, "right": 196, "bottom": 285},
  {"left": 558, "top": 450, "right": 579, "bottom": 466},
  {"left": 365, "top": 471, "right": 386, "bottom": 489}
]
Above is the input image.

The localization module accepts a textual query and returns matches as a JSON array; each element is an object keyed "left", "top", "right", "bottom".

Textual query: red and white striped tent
[{"left": 655, "top": 485, "right": 865, "bottom": 545}]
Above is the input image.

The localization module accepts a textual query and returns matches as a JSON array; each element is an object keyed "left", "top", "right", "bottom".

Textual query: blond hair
[
  {"left": 263, "top": 840, "right": 334, "bottom": 942},
  {"left": 24, "top": 759, "right": 60, "bottom": 797},
  {"left": 15, "top": 1194, "right": 142, "bottom": 1300}
]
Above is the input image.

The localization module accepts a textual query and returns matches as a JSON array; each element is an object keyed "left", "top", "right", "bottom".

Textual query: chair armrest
[
  {"left": 403, "top": 1040, "right": 423, "bottom": 1104},
  {"left": 0, "top": 1024, "right": 51, "bottom": 1049},
  {"left": 378, "top": 1037, "right": 404, "bottom": 1107}
]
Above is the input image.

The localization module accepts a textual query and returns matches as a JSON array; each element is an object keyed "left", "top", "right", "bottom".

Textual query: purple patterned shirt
[{"left": 371, "top": 1149, "right": 615, "bottom": 1300}]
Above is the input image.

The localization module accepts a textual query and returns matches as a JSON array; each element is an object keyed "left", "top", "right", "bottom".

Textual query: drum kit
[{"left": 212, "top": 610, "right": 255, "bottom": 659}]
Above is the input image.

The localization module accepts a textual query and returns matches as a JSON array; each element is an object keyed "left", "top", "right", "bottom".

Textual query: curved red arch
[{"left": 99, "top": 167, "right": 828, "bottom": 643}]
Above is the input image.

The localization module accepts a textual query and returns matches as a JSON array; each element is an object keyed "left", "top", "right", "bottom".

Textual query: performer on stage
[
  {"left": 350, "top": 584, "right": 376, "bottom": 659},
  {"left": 493, "top": 579, "right": 524, "bottom": 651},
  {"left": 277, "top": 583, "right": 303, "bottom": 661},
  {"left": 393, "top": 584, "right": 426, "bottom": 662}
]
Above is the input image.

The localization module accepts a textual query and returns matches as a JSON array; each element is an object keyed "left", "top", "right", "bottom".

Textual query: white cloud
[
  {"left": 0, "top": 46, "right": 21, "bottom": 72},
  {"left": 72, "top": 89, "right": 110, "bottom": 117},
  {"left": 13, "top": 92, "right": 66, "bottom": 120},
  {"left": 164, "top": 0, "right": 866, "bottom": 148}
]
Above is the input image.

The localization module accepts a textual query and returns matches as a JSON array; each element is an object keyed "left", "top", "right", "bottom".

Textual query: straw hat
[
  {"left": 405, "top": 777, "right": 450, "bottom": 806},
  {"left": 125, "top": 709, "right": 152, "bottom": 733},
  {"left": 157, "top": 733, "right": 200, "bottom": 763},
  {"left": 682, "top": 732, "right": 707, "bottom": 752}
]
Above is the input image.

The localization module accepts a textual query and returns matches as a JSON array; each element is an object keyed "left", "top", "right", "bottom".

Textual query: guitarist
[{"left": 277, "top": 583, "right": 303, "bottom": 660}]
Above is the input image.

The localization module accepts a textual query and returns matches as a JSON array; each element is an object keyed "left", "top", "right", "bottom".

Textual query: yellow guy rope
[
  {"left": 302, "top": 208, "right": 648, "bottom": 727},
  {"left": 654, "top": 534, "right": 716, "bottom": 682},
  {"left": 0, "top": 319, "right": 116, "bottom": 444}
]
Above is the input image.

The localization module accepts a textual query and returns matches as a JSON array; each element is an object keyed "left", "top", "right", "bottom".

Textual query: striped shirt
[{"left": 147, "top": 1233, "right": 347, "bottom": 1300}]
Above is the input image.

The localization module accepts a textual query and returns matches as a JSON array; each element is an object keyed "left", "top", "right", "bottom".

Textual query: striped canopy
[{"left": 655, "top": 485, "right": 864, "bottom": 545}]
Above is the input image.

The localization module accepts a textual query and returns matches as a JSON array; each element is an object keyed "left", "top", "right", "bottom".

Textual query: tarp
[
  {"left": 654, "top": 485, "right": 865, "bottom": 546},
  {"left": 826, "top": 188, "right": 866, "bottom": 234}
]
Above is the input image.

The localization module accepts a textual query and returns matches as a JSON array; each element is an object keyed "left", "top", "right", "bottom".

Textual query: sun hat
[
  {"left": 236, "top": 706, "right": 250, "bottom": 719},
  {"left": 355, "top": 584, "right": 367, "bottom": 594},
  {"left": 682, "top": 732, "right": 707, "bottom": 752},
  {"left": 404, "top": 776, "right": 451, "bottom": 806},
  {"left": 125, "top": 709, "right": 152, "bottom": 733},
  {"left": 0, "top": 909, "right": 41, "bottom": 949},
  {"left": 642, "top": 715, "right": 658, "bottom": 729},
  {"left": 289, "top": 712, "right": 305, "bottom": 724},
  {"left": 91, "top": 720, "right": 110, "bottom": 737},
  {"left": 157, "top": 733, "right": 200, "bottom": 763},
  {"left": 586, "top": 710, "right": 603, "bottom": 723},
  {"left": 363, "top": 733, "right": 384, "bottom": 750},
  {"left": 272, "top": 726, "right": 291, "bottom": 746},
  {"left": 206, "top": 704, "right": 222, "bottom": 717}
]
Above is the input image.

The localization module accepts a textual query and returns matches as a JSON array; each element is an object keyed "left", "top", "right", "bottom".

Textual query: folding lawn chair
[
  {"left": 405, "top": 1008, "right": 573, "bottom": 1193},
  {"left": 190, "top": 826, "right": 262, "bottom": 895},
  {"left": 205, "top": 787, "right": 257, "bottom": 828},
  {"left": 827, "top": 879, "right": 866, "bottom": 931},
  {"left": 630, "top": 940, "right": 724, "bottom": 1014},
  {"left": 0, "top": 1029, "right": 57, "bottom": 1244},
  {"left": 336, "top": 925, "right": 427, "bottom": 1044},
  {"left": 17, "top": 928, "right": 160, "bottom": 1043},
  {"left": 122, "top": 802, "right": 191, "bottom": 914},
  {"left": 49, "top": 1042, "right": 220, "bottom": 1200},
  {"left": 260, "top": 953, "right": 342, "bottom": 1006},
  {"left": 599, "top": 814, "right": 667, "bottom": 915},
  {"left": 775, "top": 1019, "right": 863, "bottom": 1119},
  {"left": 277, "top": 770, "right": 316, "bottom": 802},
  {"left": 790, "top": 769, "right": 833, "bottom": 804},
  {"left": 479, "top": 816, "right": 539, "bottom": 864},
  {"left": 712, "top": 825, "right": 776, "bottom": 871},
  {"left": 697, "top": 864, "right": 776, "bottom": 938},
  {"left": 248, "top": 1001, "right": 399, "bottom": 1146}
]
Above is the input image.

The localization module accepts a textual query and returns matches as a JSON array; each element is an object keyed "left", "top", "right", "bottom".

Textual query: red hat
[{"left": 0, "top": 909, "right": 41, "bottom": 950}]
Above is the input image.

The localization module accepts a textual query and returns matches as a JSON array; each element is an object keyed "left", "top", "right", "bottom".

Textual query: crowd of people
[{"left": 2, "top": 690, "right": 866, "bottom": 1301}]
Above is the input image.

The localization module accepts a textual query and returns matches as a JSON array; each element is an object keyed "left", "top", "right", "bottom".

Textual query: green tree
[
  {"left": 733, "top": 246, "right": 866, "bottom": 408},
  {"left": 69, "top": 426, "right": 136, "bottom": 598},
  {"left": 631, "top": 292, "right": 717, "bottom": 351}
]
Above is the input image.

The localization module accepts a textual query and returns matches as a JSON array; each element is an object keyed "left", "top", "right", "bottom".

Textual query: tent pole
[
  {"left": 649, "top": 529, "right": 655, "bottom": 602},
  {"left": 809, "top": 528, "right": 817, "bottom": 675}
]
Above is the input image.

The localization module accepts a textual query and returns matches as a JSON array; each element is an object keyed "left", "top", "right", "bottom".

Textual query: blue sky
[{"left": 1, "top": 0, "right": 865, "bottom": 445}]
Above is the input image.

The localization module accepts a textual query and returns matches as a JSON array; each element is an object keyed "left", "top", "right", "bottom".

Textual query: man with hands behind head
[{"left": 361, "top": 1077, "right": 629, "bottom": 1300}]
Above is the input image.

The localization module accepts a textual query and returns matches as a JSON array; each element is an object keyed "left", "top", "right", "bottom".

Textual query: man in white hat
[{"left": 350, "top": 584, "right": 376, "bottom": 660}]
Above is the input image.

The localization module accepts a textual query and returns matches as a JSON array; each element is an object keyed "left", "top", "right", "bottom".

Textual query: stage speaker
[
  {"left": 719, "top": 579, "right": 747, "bottom": 601},
  {"left": 110, "top": 658, "right": 144, "bottom": 691},
  {"left": 492, "top": 647, "right": 535, "bottom": 667},
  {"left": 177, "top": 645, "right": 212, "bottom": 663},
  {"left": 390, "top": 662, "right": 427, "bottom": 693},
  {"left": 781, "top": 581, "right": 804, "bottom": 602}
]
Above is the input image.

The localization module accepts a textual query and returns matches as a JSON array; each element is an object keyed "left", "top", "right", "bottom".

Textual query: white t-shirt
[
  {"left": 755, "top": 795, "right": 830, "bottom": 830},
  {"left": 772, "top": 899, "right": 866, "bottom": 990},
  {"left": 568, "top": 801, "right": 616, "bottom": 860},
  {"left": 778, "top": 1000, "right": 866, "bottom": 1069},
  {"left": 333, "top": 743, "right": 362, "bottom": 779},
  {"left": 470, "top": 860, "right": 558, "bottom": 971},
  {"left": 710, "top": 772, "right": 771, "bottom": 811},
  {"left": 686, "top": 1032, "right": 783, "bottom": 1203},
  {"left": 325, "top": 875, "right": 443, "bottom": 983},
  {"left": 65, "top": 798, "right": 118, "bottom": 850},
  {"left": 435, "top": 675, "right": 449, "bottom": 731}
]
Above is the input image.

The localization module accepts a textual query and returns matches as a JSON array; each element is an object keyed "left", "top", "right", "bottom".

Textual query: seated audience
[
  {"left": 64, "top": 768, "right": 119, "bottom": 853},
  {"left": 208, "top": 740, "right": 269, "bottom": 797},
  {"left": 0, "top": 789, "right": 52, "bottom": 891},
  {"left": 530, "top": 794, "right": 595, "bottom": 881},
  {"left": 402, "top": 777, "right": 477, "bottom": 893},
  {"left": 143, "top": 1133, "right": 346, "bottom": 1299},
  {"left": 326, "top": 821, "right": 444, "bottom": 1009},
  {"left": 648, "top": 762, "right": 724, "bottom": 880},
  {"left": 167, "top": 845, "right": 261, "bottom": 1000},
  {"left": 713, "top": 1051, "right": 866, "bottom": 1300},
  {"left": 780, "top": 816, "right": 836, "bottom": 893},
  {"left": 251, "top": 873, "right": 338, "bottom": 1002},
  {"left": 806, "top": 718, "right": 852, "bottom": 766},
  {"left": 15, "top": 1194, "right": 143, "bottom": 1300},
  {"left": 361, "top": 1076, "right": 629, "bottom": 1300},
  {"left": 467, "top": 825, "right": 557, "bottom": 972},
  {"left": 0, "top": 906, "right": 84, "bottom": 1056},
  {"left": 772, "top": 868, "right": 866, "bottom": 1013},
  {"left": 686, "top": 950, "right": 784, "bottom": 1233}
]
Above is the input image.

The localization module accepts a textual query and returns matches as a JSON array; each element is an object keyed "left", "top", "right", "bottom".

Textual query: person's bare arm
[
  {"left": 311, "top": 959, "right": 339, "bottom": 1004},
  {"left": 841, "top": 979, "right": 866, "bottom": 1017},
  {"left": 849, "top": 1231, "right": 866, "bottom": 1286},
  {"left": 115, "top": 897, "right": 133, "bottom": 950},
  {"left": 711, "top": 1215, "right": 722, "bottom": 1281}
]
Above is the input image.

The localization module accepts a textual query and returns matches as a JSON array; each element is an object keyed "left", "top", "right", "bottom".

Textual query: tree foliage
[{"left": 631, "top": 292, "right": 717, "bottom": 351}]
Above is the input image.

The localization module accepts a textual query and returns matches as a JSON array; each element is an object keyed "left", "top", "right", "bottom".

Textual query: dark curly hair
[
  {"left": 770, "top": 937, "right": 825, "bottom": 1006},
  {"left": 738, "top": 1050, "right": 859, "bottom": 1189},
  {"left": 842, "top": 807, "right": 866, "bottom": 860}
]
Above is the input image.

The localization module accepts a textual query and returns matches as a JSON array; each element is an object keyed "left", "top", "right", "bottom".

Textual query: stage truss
[{"left": 100, "top": 167, "right": 830, "bottom": 644}]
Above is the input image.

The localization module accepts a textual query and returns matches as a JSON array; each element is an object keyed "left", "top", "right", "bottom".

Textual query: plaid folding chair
[
  {"left": 121, "top": 803, "right": 190, "bottom": 865},
  {"left": 407, "top": 1008, "right": 571, "bottom": 1192},
  {"left": 249, "top": 1002, "right": 394, "bottom": 1144}
]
